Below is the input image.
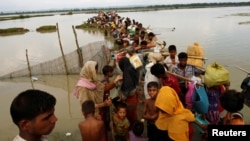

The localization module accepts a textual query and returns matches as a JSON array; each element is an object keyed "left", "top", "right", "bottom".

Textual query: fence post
[
  {"left": 26, "top": 49, "right": 34, "bottom": 89},
  {"left": 56, "top": 23, "right": 69, "bottom": 75},
  {"left": 72, "top": 25, "right": 83, "bottom": 67}
]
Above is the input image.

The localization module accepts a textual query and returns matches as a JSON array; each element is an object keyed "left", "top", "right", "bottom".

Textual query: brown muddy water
[{"left": 1, "top": 72, "right": 250, "bottom": 141}]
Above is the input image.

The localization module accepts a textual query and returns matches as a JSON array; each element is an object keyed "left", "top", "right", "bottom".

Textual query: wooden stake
[
  {"left": 72, "top": 25, "right": 83, "bottom": 67},
  {"left": 166, "top": 71, "right": 203, "bottom": 86},
  {"left": 235, "top": 66, "right": 250, "bottom": 74},
  {"left": 56, "top": 23, "right": 69, "bottom": 75},
  {"left": 26, "top": 49, "right": 34, "bottom": 89},
  {"left": 226, "top": 65, "right": 250, "bottom": 74},
  {"left": 188, "top": 55, "right": 208, "bottom": 60}
]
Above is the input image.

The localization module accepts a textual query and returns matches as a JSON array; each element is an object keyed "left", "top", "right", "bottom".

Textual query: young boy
[
  {"left": 142, "top": 81, "right": 160, "bottom": 141},
  {"left": 79, "top": 100, "right": 106, "bottom": 141},
  {"left": 10, "top": 89, "right": 57, "bottom": 141},
  {"left": 111, "top": 101, "right": 130, "bottom": 141},
  {"left": 163, "top": 45, "right": 179, "bottom": 71}
]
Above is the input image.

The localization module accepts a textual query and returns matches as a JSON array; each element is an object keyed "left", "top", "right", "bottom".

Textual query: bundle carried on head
[
  {"left": 204, "top": 62, "right": 230, "bottom": 88},
  {"left": 186, "top": 42, "right": 204, "bottom": 68}
]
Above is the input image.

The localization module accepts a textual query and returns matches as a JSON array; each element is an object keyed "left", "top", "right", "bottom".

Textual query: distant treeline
[{"left": 1, "top": 2, "right": 250, "bottom": 15}]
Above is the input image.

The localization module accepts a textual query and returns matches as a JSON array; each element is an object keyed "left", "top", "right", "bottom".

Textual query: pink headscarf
[{"left": 73, "top": 61, "right": 98, "bottom": 98}]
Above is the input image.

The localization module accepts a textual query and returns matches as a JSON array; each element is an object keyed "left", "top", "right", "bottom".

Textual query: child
[
  {"left": 219, "top": 89, "right": 245, "bottom": 125},
  {"left": 129, "top": 120, "right": 148, "bottom": 141},
  {"left": 111, "top": 101, "right": 130, "bottom": 141},
  {"left": 79, "top": 100, "right": 106, "bottom": 141},
  {"left": 163, "top": 45, "right": 179, "bottom": 71},
  {"left": 10, "top": 89, "right": 57, "bottom": 141},
  {"left": 142, "top": 81, "right": 160, "bottom": 141}
]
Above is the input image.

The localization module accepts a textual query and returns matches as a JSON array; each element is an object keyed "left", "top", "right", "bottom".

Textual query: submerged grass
[
  {"left": 231, "top": 13, "right": 250, "bottom": 16},
  {"left": 36, "top": 25, "right": 57, "bottom": 33},
  {"left": 238, "top": 21, "right": 250, "bottom": 25},
  {"left": 0, "top": 14, "right": 54, "bottom": 21},
  {"left": 0, "top": 27, "right": 29, "bottom": 36}
]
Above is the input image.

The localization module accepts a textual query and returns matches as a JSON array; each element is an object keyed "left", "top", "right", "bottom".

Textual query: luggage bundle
[
  {"left": 204, "top": 62, "right": 230, "bottom": 88},
  {"left": 187, "top": 42, "right": 205, "bottom": 68}
]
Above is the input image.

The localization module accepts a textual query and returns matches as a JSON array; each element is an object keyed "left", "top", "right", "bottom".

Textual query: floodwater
[{"left": 1, "top": 6, "right": 250, "bottom": 141}]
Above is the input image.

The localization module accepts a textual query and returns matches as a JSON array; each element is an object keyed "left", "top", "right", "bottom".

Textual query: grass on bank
[
  {"left": 0, "top": 14, "right": 54, "bottom": 21},
  {"left": 239, "top": 21, "right": 250, "bottom": 25},
  {"left": 0, "top": 27, "right": 29, "bottom": 36},
  {"left": 36, "top": 25, "right": 57, "bottom": 33}
]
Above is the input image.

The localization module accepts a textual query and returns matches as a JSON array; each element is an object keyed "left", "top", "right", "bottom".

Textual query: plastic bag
[
  {"left": 204, "top": 62, "right": 229, "bottom": 88},
  {"left": 185, "top": 82, "right": 196, "bottom": 110},
  {"left": 192, "top": 86, "right": 209, "bottom": 114},
  {"left": 129, "top": 54, "right": 143, "bottom": 69}
]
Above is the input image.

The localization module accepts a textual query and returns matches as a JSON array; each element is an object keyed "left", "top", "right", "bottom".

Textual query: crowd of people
[{"left": 9, "top": 11, "right": 246, "bottom": 141}]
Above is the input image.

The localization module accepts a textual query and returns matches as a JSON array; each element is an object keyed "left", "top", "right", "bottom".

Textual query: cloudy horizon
[{"left": 0, "top": 0, "right": 249, "bottom": 12}]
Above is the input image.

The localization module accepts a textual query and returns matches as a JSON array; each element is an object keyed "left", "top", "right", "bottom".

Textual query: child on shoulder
[{"left": 79, "top": 100, "right": 106, "bottom": 141}]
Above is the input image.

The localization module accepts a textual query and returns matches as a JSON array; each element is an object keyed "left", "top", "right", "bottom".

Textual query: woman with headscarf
[
  {"left": 73, "top": 61, "right": 112, "bottom": 116},
  {"left": 155, "top": 86, "right": 196, "bottom": 141},
  {"left": 118, "top": 57, "right": 140, "bottom": 129}
]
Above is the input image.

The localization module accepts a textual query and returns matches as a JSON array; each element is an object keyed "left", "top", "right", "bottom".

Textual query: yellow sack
[
  {"left": 204, "top": 62, "right": 230, "bottom": 88},
  {"left": 187, "top": 42, "right": 204, "bottom": 68}
]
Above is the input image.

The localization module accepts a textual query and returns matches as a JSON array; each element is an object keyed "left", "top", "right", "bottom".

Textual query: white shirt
[
  {"left": 13, "top": 135, "right": 48, "bottom": 141},
  {"left": 163, "top": 55, "right": 179, "bottom": 68}
]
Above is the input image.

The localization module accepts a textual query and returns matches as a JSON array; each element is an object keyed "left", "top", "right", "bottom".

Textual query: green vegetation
[
  {"left": 36, "top": 25, "right": 57, "bottom": 33},
  {"left": 0, "top": 14, "right": 54, "bottom": 21},
  {"left": 60, "top": 11, "right": 73, "bottom": 15},
  {"left": 239, "top": 21, "right": 250, "bottom": 25},
  {"left": 75, "top": 22, "right": 100, "bottom": 29},
  {"left": 0, "top": 27, "right": 29, "bottom": 36},
  {"left": 231, "top": 13, "right": 250, "bottom": 16}
]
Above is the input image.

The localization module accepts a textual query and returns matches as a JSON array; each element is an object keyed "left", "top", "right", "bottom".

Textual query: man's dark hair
[
  {"left": 148, "top": 32, "right": 155, "bottom": 37},
  {"left": 140, "top": 30, "right": 145, "bottom": 35},
  {"left": 140, "top": 40, "right": 147, "bottom": 46},
  {"left": 219, "top": 89, "right": 244, "bottom": 113},
  {"left": 102, "top": 65, "right": 114, "bottom": 75},
  {"left": 82, "top": 100, "right": 95, "bottom": 115},
  {"left": 10, "top": 89, "right": 56, "bottom": 126},
  {"left": 150, "top": 63, "right": 165, "bottom": 78},
  {"left": 147, "top": 81, "right": 159, "bottom": 89},
  {"left": 132, "top": 120, "right": 144, "bottom": 136},
  {"left": 168, "top": 45, "right": 177, "bottom": 52},
  {"left": 178, "top": 52, "right": 188, "bottom": 59}
]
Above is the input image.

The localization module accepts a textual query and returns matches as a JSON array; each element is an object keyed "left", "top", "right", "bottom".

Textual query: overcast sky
[{"left": 1, "top": 0, "right": 249, "bottom": 12}]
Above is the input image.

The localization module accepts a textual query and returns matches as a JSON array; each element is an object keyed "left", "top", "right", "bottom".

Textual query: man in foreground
[{"left": 10, "top": 89, "right": 57, "bottom": 141}]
